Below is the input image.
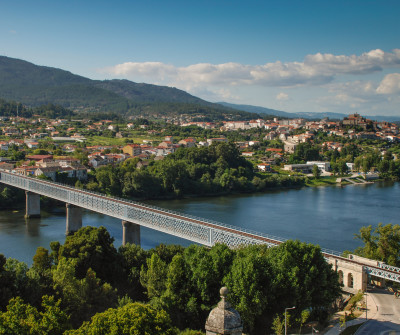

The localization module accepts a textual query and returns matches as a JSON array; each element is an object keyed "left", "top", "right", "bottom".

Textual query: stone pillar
[
  {"left": 66, "top": 203, "right": 82, "bottom": 235},
  {"left": 122, "top": 220, "right": 141, "bottom": 246},
  {"left": 25, "top": 191, "right": 41, "bottom": 218},
  {"left": 205, "top": 287, "right": 243, "bottom": 335}
]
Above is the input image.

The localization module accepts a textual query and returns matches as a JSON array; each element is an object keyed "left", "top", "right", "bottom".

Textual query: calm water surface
[{"left": 0, "top": 182, "right": 398, "bottom": 264}]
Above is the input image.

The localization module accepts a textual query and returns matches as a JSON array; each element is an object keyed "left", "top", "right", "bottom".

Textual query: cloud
[
  {"left": 9, "top": 30, "right": 17, "bottom": 34},
  {"left": 103, "top": 62, "right": 177, "bottom": 81},
  {"left": 100, "top": 49, "right": 400, "bottom": 89},
  {"left": 276, "top": 92, "right": 289, "bottom": 101},
  {"left": 376, "top": 73, "right": 400, "bottom": 94},
  {"left": 304, "top": 49, "right": 400, "bottom": 75}
]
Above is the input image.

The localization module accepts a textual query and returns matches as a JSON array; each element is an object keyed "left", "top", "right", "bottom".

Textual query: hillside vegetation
[{"left": 0, "top": 56, "right": 258, "bottom": 119}]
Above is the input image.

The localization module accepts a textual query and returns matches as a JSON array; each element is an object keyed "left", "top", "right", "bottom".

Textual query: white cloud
[
  {"left": 103, "top": 62, "right": 177, "bottom": 81},
  {"left": 99, "top": 49, "right": 400, "bottom": 116},
  {"left": 376, "top": 73, "right": 400, "bottom": 94},
  {"left": 276, "top": 92, "right": 289, "bottom": 101},
  {"left": 100, "top": 49, "right": 400, "bottom": 89}
]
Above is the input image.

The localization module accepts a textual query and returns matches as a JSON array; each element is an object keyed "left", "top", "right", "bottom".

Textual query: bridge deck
[{"left": 1, "top": 170, "right": 400, "bottom": 283}]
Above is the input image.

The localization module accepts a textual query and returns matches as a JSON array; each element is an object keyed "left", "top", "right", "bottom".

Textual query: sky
[{"left": 1, "top": 0, "right": 400, "bottom": 116}]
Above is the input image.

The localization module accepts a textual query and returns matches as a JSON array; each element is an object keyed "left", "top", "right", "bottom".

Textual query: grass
[
  {"left": 339, "top": 322, "right": 365, "bottom": 335},
  {"left": 86, "top": 135, "right": 163, "bottom": 146},
  {"left": 306, "top": 176, "right": 340, "bottom": 187},
  {"left": 85, "top": 136, "right": 126, "bottom": 146}
]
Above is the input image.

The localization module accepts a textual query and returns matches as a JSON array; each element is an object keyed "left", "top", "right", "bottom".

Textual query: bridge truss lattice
[{"left": 2, "top": 170, "right": 400, "bottom": 283}]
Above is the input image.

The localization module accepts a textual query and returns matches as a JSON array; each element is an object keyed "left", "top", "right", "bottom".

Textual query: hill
[
  {"left": 218, "top": 102, "right": 296, "bottom": 118},
  {"left": 0, "top": 56, "right": 257, "bottom": 119},
  {"left": 219, "top": 101, "right": 400, "bottom": 122}
]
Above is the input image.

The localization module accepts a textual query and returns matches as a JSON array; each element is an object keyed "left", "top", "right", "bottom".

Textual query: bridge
[{"left": 1, "top": 170, "right": 400, "bottom": 291}]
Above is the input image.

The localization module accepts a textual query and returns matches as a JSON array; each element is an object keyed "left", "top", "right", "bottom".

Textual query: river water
[{"left": 0, "top": 182, "right": 399, "bottom": 265}]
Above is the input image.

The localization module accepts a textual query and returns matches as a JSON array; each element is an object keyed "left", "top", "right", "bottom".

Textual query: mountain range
[
  {"left": 0, "top": 55, "right": 399, "bottom": 122},
  {"left": 0, "top": 56, "right": 240, "bottom": 117},
  {"left": 219, "top": 102, "right": 400, "bottom": 122}
]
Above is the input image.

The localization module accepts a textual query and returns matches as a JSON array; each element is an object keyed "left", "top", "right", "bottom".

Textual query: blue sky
[{"left": 1, "top": 0, "right": 400, "bottom": 116}]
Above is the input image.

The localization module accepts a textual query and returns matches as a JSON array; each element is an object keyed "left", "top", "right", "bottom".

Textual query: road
[{"left": 356, "top": 288, "right": 400, "bottom": 335}]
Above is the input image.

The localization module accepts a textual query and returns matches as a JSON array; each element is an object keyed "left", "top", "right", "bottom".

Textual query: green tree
[
  {"left": 32, "top": 247, "right": 52, "bottom": 275},
  {"left": 225, "top": 245, "right": 271, "bottom": 334},
  {"left": 312, "top": 165, "right": 321, "bottom": 179},
  {"left": 0, "top": 255, "right": 15, "bottom": 310},
  {"left": 0, "top": 296, "right": 70, "bottom": 335},
  {"left": 353, "top": 223, "right": 400, "bottom": 266},
  {"left": 140, "top": 253, "right": 167, "bottom": 300},
  {"left": 266, "top": 240, "right": 340, "bottom": 324},
  {"left": 65, "top": 302, "right": 177, "bottom": 335},
  {"left": 58, "top": 226, "right": 121, "bottom": 285},
  {"left": 52, "top": 258, "right": 117, "bottom": 327},
  {"left": 118, "top": 243, "right": 148, "bottom": 300},
  {"left": 161, "top": 254, "right": 193, "bottom": 328},
  {"left": 298, "top": 309, "right": 311, "bottom": 334},
  {"left": 271, "top": 314, "right": 285, "bottom": 335}
]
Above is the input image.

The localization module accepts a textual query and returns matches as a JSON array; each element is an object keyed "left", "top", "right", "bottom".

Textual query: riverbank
[{"left": 0, "top": 174, "right": 389, "bottom": 211}]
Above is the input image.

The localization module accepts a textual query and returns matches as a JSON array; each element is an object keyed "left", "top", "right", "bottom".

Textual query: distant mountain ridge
[
  {"left": 0, "top": 56, "right": 230, "bottom": 115},
  {"left": 219, "top": 102, "right": 400, "bottom": 122},
  {"left": 2, "top": 56, "right": 398, "bottom": 122}
]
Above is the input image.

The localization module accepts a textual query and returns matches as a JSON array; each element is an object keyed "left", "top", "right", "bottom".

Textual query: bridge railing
[
  {"left": 377, "top": 263, "right": 400, "bottom": 274},
  {"left": 0, "top": 170, "right": 353, "bottom": 254},
  {"left": 0, "top": 171, "right": 284, "bottom": 247},
  {"left": 4, "top": 170, "right": 400, "bottom": 282}
]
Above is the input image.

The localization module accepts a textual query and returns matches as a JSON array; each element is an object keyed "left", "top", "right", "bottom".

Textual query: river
[{"left": 0, "top": 181, "right": 399, "bottom": 265}]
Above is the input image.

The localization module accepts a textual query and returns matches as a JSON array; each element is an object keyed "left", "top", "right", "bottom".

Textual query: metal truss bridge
[{"left": 1, "top": 170, "right": 399, "bottom": 284}]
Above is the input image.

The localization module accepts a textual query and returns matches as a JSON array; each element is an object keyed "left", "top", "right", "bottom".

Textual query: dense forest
[
  {"left": 84, "top": 142, "right": 305, "bottom": 199},
  {"left": 0, "top": 226, "right": 341, "bottom": 334}
]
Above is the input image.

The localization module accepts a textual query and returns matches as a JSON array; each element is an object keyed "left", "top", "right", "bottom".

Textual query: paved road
[{"left": 356, "top": 288, "right": 400, "bottom": 335}]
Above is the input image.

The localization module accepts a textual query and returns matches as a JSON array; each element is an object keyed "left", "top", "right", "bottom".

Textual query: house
[
  {"left": 13, "top": 166, "right": 37, "bottom": 176},
  {"left": 35, "top": 164, "right": 88, "bottom": 181},
  {"left": 89, "top": 156, "right": 107, "bottom": 168},
  {"left": 34, "top": 166, "right": 59, "bottom": 181},
  {"left": 26, "top": 142, "right": 39, "bottom": 149},
  {"left": 158, "top": 141, "right": 174, "bottom": 148},
  {"left": 283, "top": 140, "right": 297, "bottom": 153},
  {"left": 0, "top": 142, "right": 9, "bottom": 151},
  {"left": 178, "top": 138, "right": 196, "bottom": 148},
  {"left": 241, "top": 152, "right": 254, "bottom": 157},
  {"left": 61, "top": 165, "right": 88, "bottom": 181},
  {"left": 136, "top": 160, "right": 150, "bottom": 169},
  {"left": 207, "top": 138, "right": 228, "bottom": 145},
  {"left": 104, "top": 154, "right": 126, "bottom": 164},
  {"left": 0, "top": 162, "right": 14, "bottom": 171},
  {"left": 122, "top": 144, "right": 142, "bottom": 156},
  {"left": 257, "top": 163, "right": 270, "bottom": 172},
  {"left": 346, "top": 163, "right": 355, "bottom": 171},
  {"left": 306, "top": 161, "right": 331, "bottom": 172},
  {"left": 264, "top": 131, "right": 278, "bottom": 140},
  {"left": 283, "top": 164, "right": 314, "bottom": 173}
]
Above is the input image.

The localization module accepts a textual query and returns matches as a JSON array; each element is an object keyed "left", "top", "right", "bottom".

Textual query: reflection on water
[{"left": 0, "top": 182, "right": 399, "bottom": 265}]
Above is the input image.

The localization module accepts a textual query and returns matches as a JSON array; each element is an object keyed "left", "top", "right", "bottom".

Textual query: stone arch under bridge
[
  {"left": 328, "top": 255, "right": 367, "bottom": 293},
  {"left": 328, "top": 254, "right": 386, "bottom": 293}
]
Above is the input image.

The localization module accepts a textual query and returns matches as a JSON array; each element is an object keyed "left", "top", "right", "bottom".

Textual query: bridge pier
[
  {"left": 25, "top": 191, "right": 41, "bottom": 218},
  {"left": 122, "top": 220, "right": 140, "bottom": 246},
  {"left": 66, "top": 203, "right": 82, "bottom": 235}
]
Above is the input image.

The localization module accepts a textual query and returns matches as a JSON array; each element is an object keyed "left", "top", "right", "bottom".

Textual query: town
[{"left": 0, "top": 110, "right": 399, "bottom": 190}]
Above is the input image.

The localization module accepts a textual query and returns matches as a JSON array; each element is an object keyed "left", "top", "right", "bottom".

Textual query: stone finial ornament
[{"left": 205, "top": 287, "right": 243, "bottom": 335}]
